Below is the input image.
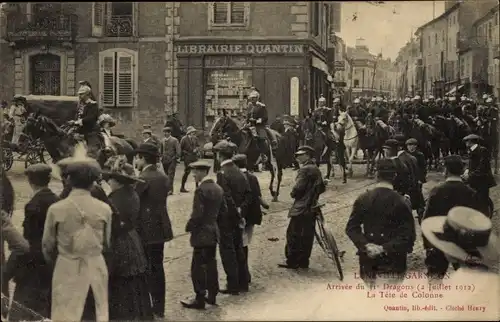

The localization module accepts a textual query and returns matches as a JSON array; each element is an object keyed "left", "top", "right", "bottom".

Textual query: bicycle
[{"left": 312, "top": 203, "right": 345, "bottom": 281}]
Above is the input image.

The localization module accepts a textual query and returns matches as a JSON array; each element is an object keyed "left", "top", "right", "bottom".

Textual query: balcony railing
[
  {"left": 105, "top": 15, "right": 133, "bottom": 37},
  {"left": 4, "top": 13, "right": 77, "bottom": 43}
]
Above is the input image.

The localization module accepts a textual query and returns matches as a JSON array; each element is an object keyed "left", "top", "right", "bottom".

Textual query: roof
[
  {"left": 22, "top": 95, "right": 79, "bottom": 102},
  {"left": 415, "top": 2, "right": 460, "bottom": 35},
  {"left": 346, "top": 46, "right": 375, "bottom": 61},
  {"left": 472, "top": 3, "right": 499, "bottom": 27}
]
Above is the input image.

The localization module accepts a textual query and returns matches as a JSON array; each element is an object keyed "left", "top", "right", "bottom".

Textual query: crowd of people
[{"left": 1, "top": 84, "right": 499, "bottom": 321}]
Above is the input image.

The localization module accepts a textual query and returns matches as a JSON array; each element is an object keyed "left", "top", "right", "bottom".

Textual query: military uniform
[
  {"left": 279, "top": 146, "right": 325, "bottom": 269},
  {"left": 346, "top": 159, "right": 416, "bottom": 285},
  {"left": 181, "top": 160, "right": 225, "bottom": 309},
  {"left": 247, "top": 95, "right": 278, "bottom": 150}
]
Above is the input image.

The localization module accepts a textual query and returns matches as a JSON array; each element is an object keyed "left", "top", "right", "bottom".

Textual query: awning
[
  {"left": 446, "top": 85, "right": 464, "bottom": 95},
  {"left": 312, "top": 56, "right": 332, "bottom": 79}
]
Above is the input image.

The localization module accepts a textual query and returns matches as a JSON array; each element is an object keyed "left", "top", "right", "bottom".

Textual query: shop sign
[
  {"left": 290, "top": 77, "right": 300, "bottom": 116},
  {"left": 177, "top": 44, "right": 304, "bottom": 55},
  {"left": 334, "top": 61, "right": 345, "bottom": 71}
]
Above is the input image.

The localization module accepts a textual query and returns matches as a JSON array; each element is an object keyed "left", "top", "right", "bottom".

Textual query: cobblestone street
[{"left": 6, "top": 161, "right": 500, "bottom": 320}]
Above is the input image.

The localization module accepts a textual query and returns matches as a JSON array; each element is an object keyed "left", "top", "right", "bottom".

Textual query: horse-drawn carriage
[{"left": 2, "top": 95, "right": 79, "bottom": 171}]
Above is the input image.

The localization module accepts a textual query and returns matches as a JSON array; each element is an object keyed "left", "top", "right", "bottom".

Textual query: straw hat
[
  {"left": 421, "top": 207, "right": 499, "bottom": 270},
  {"left": 98, "top": 114, "right": 116, "bottom": 127},
  {"left": 102, "top": 155, "right": 144, "bottom": 185},
  {"left": 186, "top": 126, "right": 197, "bottom": 135}
]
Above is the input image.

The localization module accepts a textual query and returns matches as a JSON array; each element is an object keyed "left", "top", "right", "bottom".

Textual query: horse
[
  {"left": 301, "top": 110, "right": 341, "bottom": 181},
  {"left": 362, "top": 114, "right": 394, "bottom": 176},
  {"left": 22, "top": 114, "right": 137, "bottom": 167},
  {"left": 210, "top": 115, "right": 286, "bottom": 201},
  {"left": 270, "top": 116, "right": 300, "bottom": 170},
  {"left": 336, "top": 111, "right": 359, "bottom": 178}
]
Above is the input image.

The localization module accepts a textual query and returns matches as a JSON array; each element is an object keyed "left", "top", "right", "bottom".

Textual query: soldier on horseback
[
  {"left": 246, "top": 89, "right": 278, "bottom": 155},
  {"left": 312, "top": 95, "right": 336, "bottom": 146},
  {"left": 73, "top": 84, "right": 101, "bottom": 158}
]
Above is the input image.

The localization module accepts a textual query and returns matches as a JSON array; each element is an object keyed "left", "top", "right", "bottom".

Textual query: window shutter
[
  {"left": 213, "top": 2, "right": 229, "bottom": 24},
  {"left": 132, "top": 2, "right": 138, "bottom": 37},
  {"left": 230, "top": 2, "right": 245, "bottom": 24},
  {"left": 116, "top": 52, "right": 134, "bottom": 107},
  {"left": 101, "top": 54, "right": 115, "bottom": 107},
  {"left": 92, "top": 2, "right": 104, "bottom": 37}
]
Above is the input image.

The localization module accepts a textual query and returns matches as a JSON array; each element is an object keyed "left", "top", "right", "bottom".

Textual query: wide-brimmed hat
[
  {"left": 186, "top": 126, "right": 197, "bottom": 135},
  {"left": 134, "top": 142, "right": 159, "bottom": 157},
  {"left": 12, "top": 94, "right": 27, "bottom": 104},
  {"left": 463, "top": 134, "right": 482, "bottom": 142},
  {"left": 295, "top": 145, "right": 315, "bottom": 156},
  {"left": 422, "top": 207, "right": 499, "bottom": 270},
  {"left": 102, "top": 155, "right": 144, "bottom": 185},
  {"left": 142, "top": 129, "right": 152, "bottom": 135},
  {"left": 77, "top": 85, "right": 91, "bottom": 95}
]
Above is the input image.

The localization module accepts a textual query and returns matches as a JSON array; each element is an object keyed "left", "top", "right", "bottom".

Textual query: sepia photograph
[{"left": 0, "top": 0, "right": 499, "bottom": 321}]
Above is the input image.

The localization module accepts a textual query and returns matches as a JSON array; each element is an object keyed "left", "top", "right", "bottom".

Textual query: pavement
[{"left": 5, "top": 159, "right": 500, "bottom": 321}]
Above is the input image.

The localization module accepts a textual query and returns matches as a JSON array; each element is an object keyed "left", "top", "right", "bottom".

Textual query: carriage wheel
[
  {"left": 24, "top": 149, "right": 43, "bottom": 168},
  {"left": 314, "top": 210, "right": 344, "bottom": 281},
  {"left": 2, "top": 148, "right": 14, "bottom": 171}
]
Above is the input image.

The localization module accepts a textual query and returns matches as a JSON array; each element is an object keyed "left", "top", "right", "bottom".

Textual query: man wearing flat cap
[
  {"left": 213, "top": 140, "right": 251, "bottom": 294},
  {"left": 134, "top": 142, "right": 173, "bottom": 319},
  {"left": 462, "top": 134, "right": 496, "bottom": 217},
  {"left": 405, "top": 138, "right": 426, "bottom": 220},
  {"left": 5, "top": 164, "right": 59, "bottom": 321},
  {"left": 160, "top": 126, "right": 180, "bottom": 195},
  {"left": 393, "top": 134, "right": 420, "bottom": 206},
  {"left": 180, "top": 126, "right": 200, "bottom": 193},
  {"left": 181, "top": 160, "right": 226, "bottom": 309},
  {"left": 74, "top": 84, "right": 101, "bottom": 158},
  {"left": 382, "top": 138, "right": 411, "bottom": 197},
  {"left": 422, "top": 154, "right": 485, "bottom": 281},
  {"left": 278, "top": 145, "right": 325, "bottom": 269},
  {"left": 346, "top": 158, "right": 416, "bottom": 286}
]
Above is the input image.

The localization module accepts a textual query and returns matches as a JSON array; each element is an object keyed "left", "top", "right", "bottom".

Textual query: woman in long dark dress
[{"left": 103, "top": 156, "right": 153, "bottom": 321}]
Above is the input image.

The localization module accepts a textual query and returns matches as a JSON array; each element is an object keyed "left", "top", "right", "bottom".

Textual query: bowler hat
[
  {"left": 405, "top": 138, "right": 418, "bottom": 145},
  {"left": 134, "top": 142, "right": 159, "bottom": 157},
  {"left": 188, "top": 160, "right": 212, "bottom": 171},
  {"left": 463, "top": 134, "right": 482, "bottom": 142},
  {"left": 102, "top": 155, "right": 144, "bottom": 185},
  {"left": 383, "top": 139, "right": 398, "bottom": 150},
  {"left": 422, "top": 207, "right": 499, "bottom": 270},
  {"left": 24, "top": 163, "right": 52, "bottom": 177},
  {"left": 295, "top": 145, "right": 315, "bottom": 156}
]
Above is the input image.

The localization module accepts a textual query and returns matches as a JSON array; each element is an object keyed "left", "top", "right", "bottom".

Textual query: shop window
[
  {"left": 99, "top": 49, "right": 138, "bottom": 108},
  {"left": 208, "top": 2, "right": 249, "bottom": 27},
  {"left": 354, "top": 79, "right": 359, "bottom": 87},
  {"left": 30, "top": 54, "right": 61, "bottom": 95},
  {"left": 311, "top": 2, "right": 320, "bottom": 37},
  {"left": 204, "top": 69, "right": 252, "bottom": 127}
]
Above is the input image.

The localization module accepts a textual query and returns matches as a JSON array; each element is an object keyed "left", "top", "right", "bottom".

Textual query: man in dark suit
[
  {"left": 405, "top": 138, "right": 427, "bottom": 221},
  {"left": 278, "top": 145, "right": 325, "bottom": 269},
  {"left": 382, "top": 139, "right": 411, "bottom": 197},
  {"left": 232, "top": 154, "right": 269, "bottom": 284},
  {"left": 346, "top": 158, "right": 416, "bottom": 286},
  {"left": 462, "top": 134, "right": 497, "bottom": 217},
  {"left": 5, "top": 164, "right": 59, "bottom": 320},
  {"left": 160, "top": 126, "right": 181, "bottom": 195},
  {"left": 134, "top": 142, "right": 173, "bottom": 319},
  {"left": 394, "top": 135, "right": 420, "bottom": 203},
  {"left": 75, "top": 85, "right": 101, "bottom": 158},
  {"left": 422, "top": 155, "right": 484, "bottom": 281},
  {"left": 181, "top": 160, "right": 226, "bottom": 310},
  {"left": 180, "top": 126, "right": 200, "bottom": 192},
  {"left": 213, "top": 140, "right": 252, "bottom": 294}
]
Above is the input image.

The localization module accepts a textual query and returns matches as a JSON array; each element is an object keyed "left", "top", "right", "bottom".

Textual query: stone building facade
[
  {"left": 0, "top": 2, "right": 170, "bottom": 138},
  {"left": 175, "top": 2, "right": 338, "bottom": 130}
]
